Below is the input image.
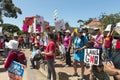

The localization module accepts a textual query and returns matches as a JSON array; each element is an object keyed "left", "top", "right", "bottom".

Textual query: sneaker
[
  {"left": 71, "top": 73, "right": 78, "bottom": 76},
  {"left": 78, "top": 75, "right": 84, "bottom": 80}
]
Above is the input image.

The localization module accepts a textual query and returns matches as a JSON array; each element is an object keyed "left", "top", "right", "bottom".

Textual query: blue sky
[{"left": 3, "top": 0, "right": 120, "bottom": 30}]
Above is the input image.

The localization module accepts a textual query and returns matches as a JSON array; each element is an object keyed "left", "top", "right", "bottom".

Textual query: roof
[{"left": 87, "top": 19, "right": 101, "bottom": 27}]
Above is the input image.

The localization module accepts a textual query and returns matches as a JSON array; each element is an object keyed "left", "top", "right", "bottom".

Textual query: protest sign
[
  {"left": 13, "top": 32, "right": 17, "bottom": 36},
  {"left": 104, "top": 24, "right": 112, "bottom": 31},
  {"left": 55, "top": 19, "right": 65, "bottom": 31},
  {"left": 0, "top": 27, "right": 2, "bottom": 33},
  {"left": 36, "top": 15, "right": 44, "bottom": 25},
  {"left": 53, "top": 9, "right": 58, "bottom": 20},
  {"left": 84, "top": 49, "right": 99, "bottom": 65},
  {"left": 8, "top": 61, "right": 24, "bottom": 80},
  {"left": 115, "top": 22, "right": 120, "bottom": 34}
]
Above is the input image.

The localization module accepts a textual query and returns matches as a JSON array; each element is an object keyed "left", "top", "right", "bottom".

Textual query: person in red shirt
[
  {"left": 116, "top": 39, "right": 120, "bottom": 51},
  {"left": 104, "top": 30, "right": 113, "bottom": 61},
  {"left": 41, "top": 32, "right": 56, "bottom": 80}
]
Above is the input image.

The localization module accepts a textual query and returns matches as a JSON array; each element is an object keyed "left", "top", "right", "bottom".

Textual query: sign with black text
[{"left": 84, "top": 49, "right": 99, "bottom": 65}]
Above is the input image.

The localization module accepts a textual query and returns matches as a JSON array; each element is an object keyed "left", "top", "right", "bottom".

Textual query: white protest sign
[
  {"left": 55, "top": 19, "right": 65, "bottom": 31},
  {"left": 0, "top": 27, "right": 2, "bottom": 33},
  {"left": 13, "top": 32, "right": 17, "bottom": 36},
  {"left": 36, "top": 15, "right": 44, "bottom": 25},
  {"left": 53, "top": 9, "right": 58, "bottom": 20},
  {"left": 104, "top": 24, "right": 112, "bottom": 31},
  {"left": 8, "top": 61, "right": 24, "bottom": 80},
  {"left": 115, "top": 22, "right": 120, "bottom": 34},
  {"left": 84, "top": 49, "right": 99, "bottom": 65}
]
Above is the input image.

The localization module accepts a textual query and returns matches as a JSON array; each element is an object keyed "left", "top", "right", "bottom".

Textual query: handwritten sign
[
  {"left": 84, "top": 49, "right": 99, "bottom": 65},
  {"left": 55, "top": 19, "right": 65, "bottom": 31},
  {"left": 8, "top": 61, "right": 24, "bottom": 80},
  {"left": 115, "top": 22, "right": 120, "bottom": 34}
]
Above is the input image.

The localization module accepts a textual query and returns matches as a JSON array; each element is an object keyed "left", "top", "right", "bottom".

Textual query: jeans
[
  {"left": 47, "top": 58, "right": 56, "bottom": 80},
  {"left": 104, "top": 47, "right": 112, "bottom": 60}
]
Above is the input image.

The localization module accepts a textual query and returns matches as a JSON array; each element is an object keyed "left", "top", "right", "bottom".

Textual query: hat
[
  {"left": 5, "top": 40, "right": 19, "bottom": 49},
  {"left": 94, "top": 28, "right": 100, "bottom": 31},
  {"left": 45, "top": 26, "right": 50, "bottom": 30},
  {"left": 78, "top": 28, "right": 83, "bottom": 32},
  {"left": 65, "top": 30, "right": 70, "bottom": 33}
]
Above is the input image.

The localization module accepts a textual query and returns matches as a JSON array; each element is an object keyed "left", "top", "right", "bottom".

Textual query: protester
[
  {"left": 103, "top": 30, "right": 113, "bottom": 61},
  {"left": 91, "top": 28, "right": 103, "bottom": 61},
  {"left": 3, "top": 34, "right": 9, "bottom": 58},
  {"left": 90, "top": 61, "right": 110, "bottom": 80},
  {"left": 41, "top": 32, "right": 56, "bottom": 80},
  {"left": 30, "top": 44, "right": 41, "bottom": 69},
  {"left": 18, "top": 36, "right": 24, "bottom": 49},
  {"left": 4, "top": 36, "right": 19, "bottom": 69},
  {"left": 63, "top": 30, "right": 72, "bottom": 67},
  {"left": 0, "top": 34, "right": 4, "bottom": 49},
  {"left": 72, "top": 28, "right": 88, "bottom": 80}
]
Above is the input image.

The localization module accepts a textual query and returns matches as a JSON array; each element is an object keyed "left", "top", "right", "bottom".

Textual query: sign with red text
[{"left": 84, "top": 49, "right": 99, "bottom": 65}]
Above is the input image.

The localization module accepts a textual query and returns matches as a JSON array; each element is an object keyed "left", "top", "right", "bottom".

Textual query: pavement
[
  {"left": 0, "top": 49, "right": 114, "bottom": 80},
  {"left": 0, "top": 49, "right": 46, "bottom": 80}
]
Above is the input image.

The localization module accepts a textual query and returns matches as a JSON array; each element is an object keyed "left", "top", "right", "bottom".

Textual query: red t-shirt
[
  {"left": 104, "top": 36, "right": 113, "bottom": 48},
  {"left": 116, "top": 39, "right": 120, "bottom": 49},
  {"left": 45, "top": 41, "right": 56, "bottom": 60},
  {"left": 57, "top": 35, "right": 61, "bottom": 44}
]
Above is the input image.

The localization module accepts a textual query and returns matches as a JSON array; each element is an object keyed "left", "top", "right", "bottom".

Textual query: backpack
[{"left": 16, "top": 51, "right": 27, "bottom": 66}]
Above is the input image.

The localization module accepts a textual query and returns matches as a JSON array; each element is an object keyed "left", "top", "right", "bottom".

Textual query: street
[{"left": 0, "top": 49, "right": 46, "bottom": 80}]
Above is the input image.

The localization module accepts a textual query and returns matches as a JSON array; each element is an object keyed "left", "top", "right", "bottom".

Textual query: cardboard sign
[
  {"left": 36, "top": 15, "right": 44, "bottom": 25},
  {"left": 13, "top": 32, "right": 17, "bottom": 36},
  {"left": 8, "top": 61, "right": 24, "bottom": 80},
  {"left": 84, "top": 49, "right": 99, "bottom": 65},
  {"left": 104, "top": 24, "right": 112, "bottom": 31},
  {"left": 55, "top": 19, "right": 65, "bottom": 31},
  {"left": 53, "top": 9, "right": 58, "bottom": 20},
  {"left": 115, "top": 22, "right": 120, "bottom": 34},
  {"left": 0, "top": 27, "right": 2, "bottom": 33}
]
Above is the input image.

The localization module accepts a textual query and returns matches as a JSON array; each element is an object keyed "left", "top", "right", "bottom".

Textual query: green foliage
[
  {"left": 0, "top": 23, "right": 20, "bottom": 33},
  {"left": 99, "top": 13, "right": 120, "bottom": 29},
  {"left": 84, "top": 18, "right": 93, "bottom": 25},
  {"left": 0, "top": 0, "right": 22, "bottom": 23},
  {"left": 65, "top": 22, "right": 70, "bottom": 29}
]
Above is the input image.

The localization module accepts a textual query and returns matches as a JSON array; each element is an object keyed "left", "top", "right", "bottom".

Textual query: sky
[{"left": 2, "top": 0, "right": 120, "bottom": 30}]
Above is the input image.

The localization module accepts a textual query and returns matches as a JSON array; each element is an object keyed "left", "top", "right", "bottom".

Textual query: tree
[
  {"left": 77, "top": 19, "right": 84, "bottom": 27},
  {"left": 99, "top": 13, "right": 120, "bottom": 29},
  {"left": 84, "top": 18, "right": 93, "bottom": 25},
  {"left": 65, "top": 22, "right": 70, "bottom": 29},
  {"left": 0, "top": 0, "right": 22, "bottom": 23},
  {"left": 0, "top": 23, "right": 20, "bottom": 33}
]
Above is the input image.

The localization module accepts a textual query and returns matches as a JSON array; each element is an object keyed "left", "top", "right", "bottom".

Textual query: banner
[
  {"left": 84, "top": 49, "right": 99, "bottom": 65},
  {"left": 54, "top": 19, "right": 65, "bottom": 31},
  {"left": 8, "top": 61, "right": 24, "bottom": 80},
  {"left": 115, "top": 22, "right": 120, "bottom": 34}
]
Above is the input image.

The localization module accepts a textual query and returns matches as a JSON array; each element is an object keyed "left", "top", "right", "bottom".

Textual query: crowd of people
[{"left": 0, "top": 27, "right": 120, "bottom": 80}]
